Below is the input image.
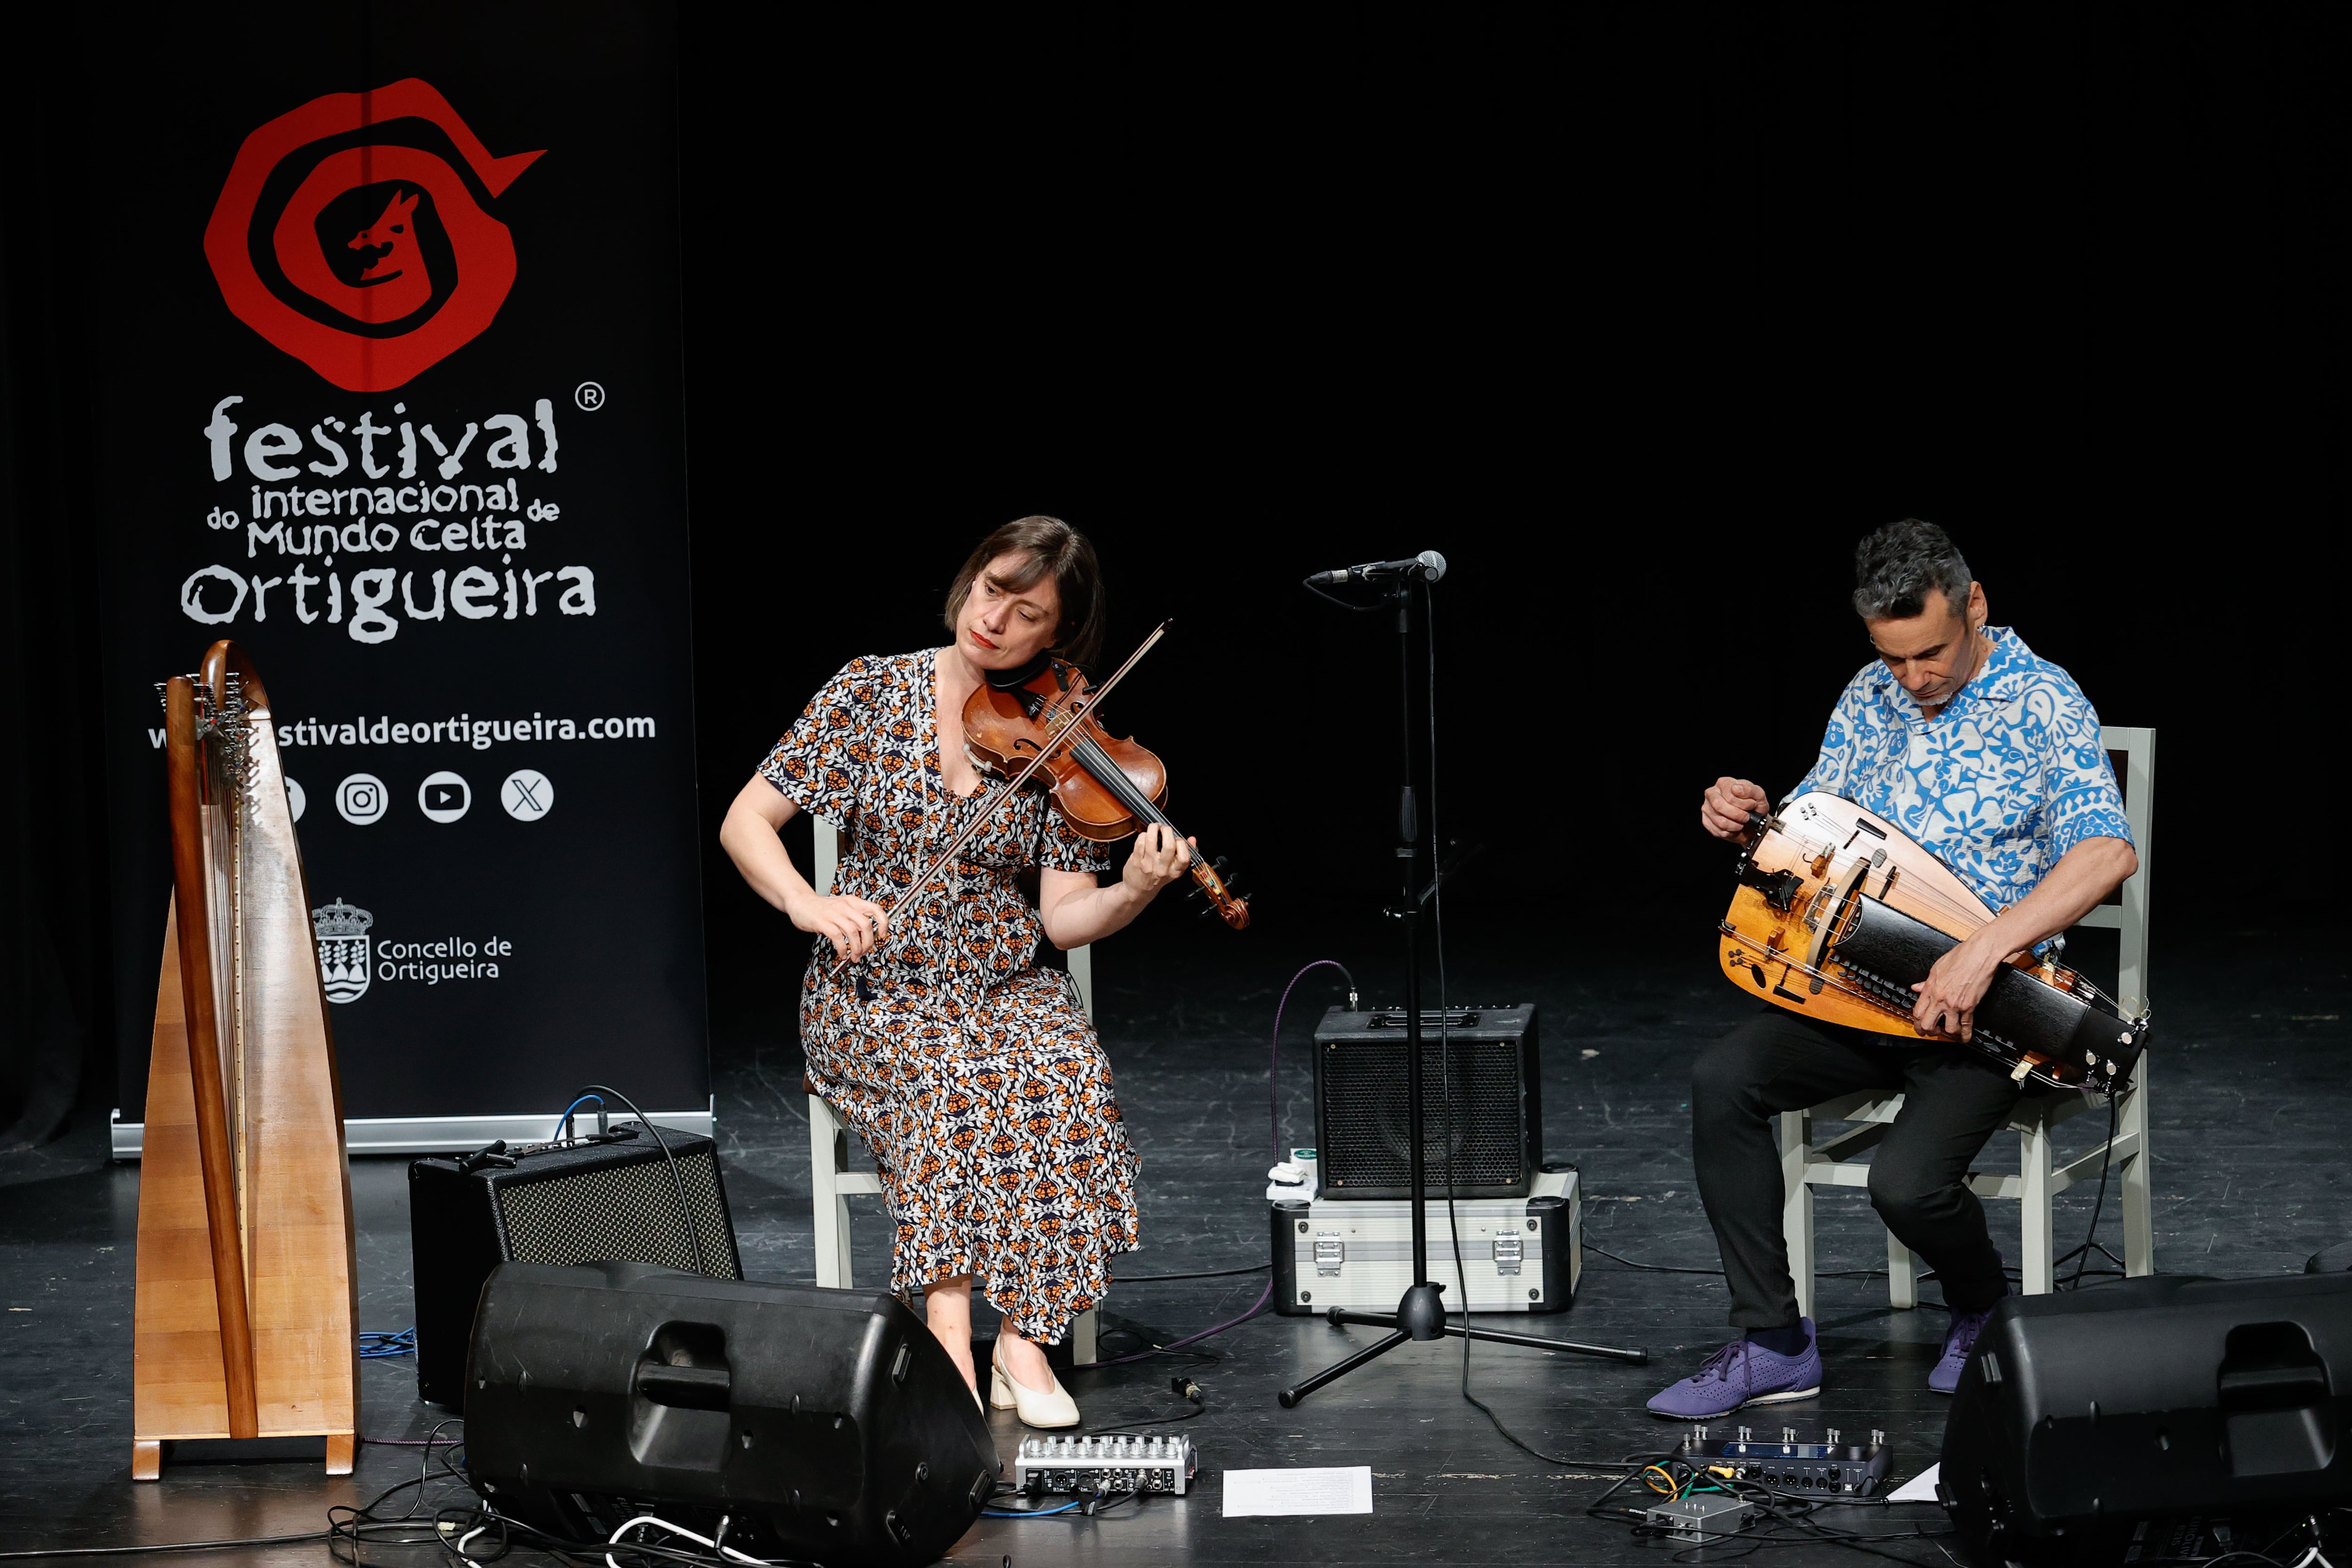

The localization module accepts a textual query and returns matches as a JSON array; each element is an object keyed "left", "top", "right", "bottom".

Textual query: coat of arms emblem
[{"left": 312, "top": 898, "right": 374, "bottom": 1003}]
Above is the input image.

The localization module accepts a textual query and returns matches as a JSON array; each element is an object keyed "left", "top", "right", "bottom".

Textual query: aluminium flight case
[{"left": 1271, "top": 1166, "right": 1581, "bottom": 1315}]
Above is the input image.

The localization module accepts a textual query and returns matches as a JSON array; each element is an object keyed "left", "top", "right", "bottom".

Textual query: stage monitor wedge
[
  {"left": 465, "top": 1261, "right": 997, "bottom": 1566},
  {"left": 1943, "top": 1272, "right": 2352, "bottom": 1565}
]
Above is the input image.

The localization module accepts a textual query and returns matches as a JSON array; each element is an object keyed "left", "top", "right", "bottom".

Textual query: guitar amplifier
[
  {"left": 408, "top": 1123, "right": 742, "bottom": 1408},
  {"left": 1311, "top": 1004, "right": 1542, "bottom": 1199}
]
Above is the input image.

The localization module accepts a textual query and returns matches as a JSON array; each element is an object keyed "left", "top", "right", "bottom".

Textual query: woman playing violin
[{"left": 719, "top": 515, "right": 1193, "bottom": 1426}]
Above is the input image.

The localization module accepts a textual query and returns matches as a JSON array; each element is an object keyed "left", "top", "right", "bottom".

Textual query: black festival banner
[{"left": 87, "top": 6, "right": 707, "bottom": 1146}]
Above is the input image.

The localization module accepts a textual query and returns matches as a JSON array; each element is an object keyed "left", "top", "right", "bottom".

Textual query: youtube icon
[{"left": 418, "top": 771, "right": 472, "bottom": 824}]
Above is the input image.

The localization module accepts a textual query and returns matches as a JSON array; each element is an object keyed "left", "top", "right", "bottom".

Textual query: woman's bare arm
[
  {"left": 1036, "top": 824, "right": 1193, "bottom": 949},
  {"left": 717, "top": 776, "right": 892, "bottom": 959}
]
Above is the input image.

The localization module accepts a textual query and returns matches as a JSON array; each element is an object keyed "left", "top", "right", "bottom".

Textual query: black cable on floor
[
  {"left": 2065, "top": 1090, "right": 2124, "bottom": 1291},
  {"left": 1078, "top": 958, "right": 1349, "bottom": 1374},
  {"left": 1583, "top": 1243, "right": 1727, "bottom": 1276},
  {"left": 0, "top": 1538, "right": 333, "bottom": 1561},
  {"left": 1078, "top": 1375, "right": 1210, "bottom": 1438},
  {"left": 1584, "top": 1244, "right": 1906, "bottom": 1283},
  {"left": 1112, "top": 1263, "right": 1271, "bottom": 1283}
]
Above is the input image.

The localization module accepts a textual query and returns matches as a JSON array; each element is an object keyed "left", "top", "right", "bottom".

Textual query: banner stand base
[{"left": 110, "top": 1106, "right": 715, "bottom": 1160}]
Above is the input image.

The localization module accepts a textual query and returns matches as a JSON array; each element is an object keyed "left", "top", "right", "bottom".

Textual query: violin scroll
[{"left": 1187, "top": 853, "right": 1251, "bottom": 930}]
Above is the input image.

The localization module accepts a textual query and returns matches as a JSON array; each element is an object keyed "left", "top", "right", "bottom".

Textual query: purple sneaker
[
  {"left": 1930, "top": 1305, "right": 1996, "bottom": 1394},
  {"left": 1646, "top": 1320, "right": 1822, "bottom": 1419}
]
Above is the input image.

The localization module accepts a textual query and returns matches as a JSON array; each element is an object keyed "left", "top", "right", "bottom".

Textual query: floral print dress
[{"left": 759, "top": 649, "right": 1139, "bottom": 1343}]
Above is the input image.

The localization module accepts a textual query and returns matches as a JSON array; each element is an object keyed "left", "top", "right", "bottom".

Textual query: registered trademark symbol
[{"left": 574, "top": 381, "right": 606, "bottom": 411}]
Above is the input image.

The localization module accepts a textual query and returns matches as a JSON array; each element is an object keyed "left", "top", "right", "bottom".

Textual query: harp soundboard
[{"left": 132, "top": 640, "right": 358, "bottom": 1478}]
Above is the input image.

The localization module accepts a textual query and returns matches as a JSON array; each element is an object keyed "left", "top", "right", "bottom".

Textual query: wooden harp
[{"left": 132, "top": 640, "right": 359, "bottom": 1479}]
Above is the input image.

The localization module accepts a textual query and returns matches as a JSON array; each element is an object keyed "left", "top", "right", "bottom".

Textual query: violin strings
[
  {"left": 830, "top": 628, "right": 1168, "bottom": 976},
  {"left": 1051, "top": 700, "right": 1220, "bottom": 895}
]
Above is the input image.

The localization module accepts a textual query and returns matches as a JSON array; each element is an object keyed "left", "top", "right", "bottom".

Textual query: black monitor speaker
[
  {"left": 1311, "top": 1003, "right": 1541, "bottom": 1199},
  {"left": 464, "top": 1260, "right": 997, "bottom": 1566},
  {"left": 1942, "top": 1273, "right": 2352, "bottom": 1565}
]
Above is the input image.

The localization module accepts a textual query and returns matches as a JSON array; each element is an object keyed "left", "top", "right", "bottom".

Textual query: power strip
[
  {"left": 1013, "top": 1434, "right": 1198, "bottom": 1497},
  {"left": 1676, "top": 1424, "right": 1893, "bottom": 1497}
]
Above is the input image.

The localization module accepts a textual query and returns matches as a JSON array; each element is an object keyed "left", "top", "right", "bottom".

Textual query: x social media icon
[
  {"left": 501, "top": 768, "right": 553, "bottom": 822},
  {"left": 419, "top": 771, "right": 471, "bottom": 824}
]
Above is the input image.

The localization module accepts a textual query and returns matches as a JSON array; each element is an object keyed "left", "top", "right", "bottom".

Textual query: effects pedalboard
[
  {"left": 1641, "top": 1427, "right": 1896, "bottom": 1544},
  {"left": 1013, "top": 1434, "right": 1198, "bottom": 1497},
  {"left": 1676, "top": 1424, "right": 1894, "bottom": 1497}
]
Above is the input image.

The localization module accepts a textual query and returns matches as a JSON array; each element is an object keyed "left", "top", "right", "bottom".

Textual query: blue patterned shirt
[{"left": 1788, "top": 626, "right": 2133, "bottom": 914}]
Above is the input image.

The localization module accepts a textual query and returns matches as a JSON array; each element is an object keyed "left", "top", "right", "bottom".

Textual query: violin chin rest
[{"left": 986, "top": 652, "right": 1058, "bottom": 690}]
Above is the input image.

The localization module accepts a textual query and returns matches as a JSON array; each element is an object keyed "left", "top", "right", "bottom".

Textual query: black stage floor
[{"left": 4, "top": 911, "right": 2348, "bottom": 1566}]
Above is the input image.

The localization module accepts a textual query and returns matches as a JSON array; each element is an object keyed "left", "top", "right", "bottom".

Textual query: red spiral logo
[{"left": 204, "top": 80, "right": 543, "bottom": 392}]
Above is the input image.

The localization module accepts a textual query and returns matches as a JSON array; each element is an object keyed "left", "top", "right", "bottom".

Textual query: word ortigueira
[
  {"left": 183, "top": 393, "right": 596, "bottom": 645},
  {"left": 375, "top": 934, "right": 514, "bottom": 986}
]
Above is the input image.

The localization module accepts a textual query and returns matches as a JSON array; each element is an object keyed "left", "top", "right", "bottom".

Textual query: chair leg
[
  {"left": 2019, "top": 1114, "right": 2054, "bottom": 1295},
  {"left": 2119, "top": 1060, "right": 2155, "bottom": 1278},
  {"left": 1069, "top": 943, "right": 1096, "bottom": 1024},
  {"left": 1074, "top": 1308, "right": 1098, "bottom": 1364},
  {"left": 1780, "top": 1109, "right": 1816, "bottom": 1323},
  {"left": 1886, "top": 1228, "right": 1919, "bottom": 1310},
  {"left": 809, "top": 1095, "right": 854, "bottom": 1291}
]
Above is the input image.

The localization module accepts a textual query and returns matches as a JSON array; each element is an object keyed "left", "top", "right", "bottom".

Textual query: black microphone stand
[{"left": 1278, "top": 570, "right": 1646, "bottom": 1409}]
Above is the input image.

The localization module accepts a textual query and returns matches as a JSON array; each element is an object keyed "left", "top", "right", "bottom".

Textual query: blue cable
[
  {"left": 981, "top": 1500, "right": 1084, "bottom": 1518},
  {"left": 554, "top": 1093, "right": 604, "bottom": 1140},
  {"left": 358, "top": 1328, "right": 416, "bottom": 1359}
]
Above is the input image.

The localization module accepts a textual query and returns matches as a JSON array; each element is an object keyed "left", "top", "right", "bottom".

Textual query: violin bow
[{"left": 825, "top": 618, "right": 1174, "bottom": 979}]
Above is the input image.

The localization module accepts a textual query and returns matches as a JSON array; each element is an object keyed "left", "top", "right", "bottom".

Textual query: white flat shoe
[{"left": 989, "top": 1341, "right": 1080, "bottom": 1428}]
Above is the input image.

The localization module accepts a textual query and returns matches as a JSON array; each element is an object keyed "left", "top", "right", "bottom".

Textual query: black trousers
[{"left": 1692, "top": 1008, "right": 2022, "bottom": 1328}]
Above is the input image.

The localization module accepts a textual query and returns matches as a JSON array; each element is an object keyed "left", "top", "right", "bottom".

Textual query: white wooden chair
[
  {"left": 1780, "top": 726, "right": 2156, "bottom": 1317},
  {"left": 803, "top": 816, "right": 1099, "bottom": 1362}
]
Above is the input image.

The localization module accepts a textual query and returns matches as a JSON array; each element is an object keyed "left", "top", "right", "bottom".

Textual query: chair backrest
[
  {"left": 813, "top": 813, "right": 840, "bottom": 896},
  {"left": 2070, "top": 726, "right": 2155, "bottom": 1017}
]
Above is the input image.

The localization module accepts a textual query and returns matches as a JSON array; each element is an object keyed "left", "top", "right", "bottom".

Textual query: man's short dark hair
[{"left": 1852, "top": 518, "right": 1972, "bottom": 621}]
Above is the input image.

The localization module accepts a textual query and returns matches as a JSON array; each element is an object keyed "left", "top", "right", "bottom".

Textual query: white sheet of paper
[
  {"left": 1886, "top": 1463, "right": 1940, "bottom": 1504},
  {"left": 1221, "top": 1465, "right": 1375, "bottom": 1517}
]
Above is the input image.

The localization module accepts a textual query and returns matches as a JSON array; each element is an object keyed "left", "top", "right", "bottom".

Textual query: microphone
[{"left": 1306, "top": 550, "right": 1447, "bottom": 586}]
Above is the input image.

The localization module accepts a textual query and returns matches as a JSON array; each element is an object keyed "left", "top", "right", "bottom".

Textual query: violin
[
  {"left": 965, "top": 651, "right": 1251, "bottom": 930},
  {"left": 824, "top": 620, "right": 1247, "bottom": 979}
]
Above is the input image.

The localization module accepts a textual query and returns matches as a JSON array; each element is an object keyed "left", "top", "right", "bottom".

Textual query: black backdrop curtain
[
  {"left": 6, "top": 4, "right": 2344, "bottom": 1144},
  {"left": 1, "top": 47, "right": 107, "bottom": 1149}
]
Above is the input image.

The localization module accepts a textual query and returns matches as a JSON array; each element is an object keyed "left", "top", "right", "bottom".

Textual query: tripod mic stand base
[
  {"left": 1276, "top": 1297, "right": 1648, "bottom": 1408},
  {"left": 1396, "top": 1280, "right": 1449, "bottom": 1340}
]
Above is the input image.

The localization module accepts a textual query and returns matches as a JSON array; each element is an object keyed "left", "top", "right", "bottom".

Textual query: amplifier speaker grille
[
  {"left": 497, "top": 1148, "right": 739, "bottom": 1277},
  {"left": 1322, "top": 1039, "right": 1526, "bottom": 1188},
  {"left": 1313, "top": 1006, "right": 1541, "bottom": 1199}
]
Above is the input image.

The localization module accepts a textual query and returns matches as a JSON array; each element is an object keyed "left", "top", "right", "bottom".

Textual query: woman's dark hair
[{"left": 943, "top": 516, "right": 1106, "bottom": 666}]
